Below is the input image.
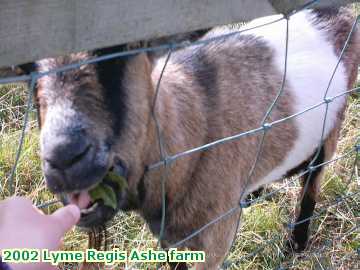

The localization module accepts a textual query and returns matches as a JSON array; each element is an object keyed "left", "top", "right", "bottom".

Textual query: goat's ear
[{"left": 17, "top": 62, "right": 36, "bottom": 74}]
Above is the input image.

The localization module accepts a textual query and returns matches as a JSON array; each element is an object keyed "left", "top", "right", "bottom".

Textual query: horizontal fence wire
[
  {"left": 167, "top": 146, "right": 359, "bottom": 249},
  {"left": 0, "top": 0, "right": 359, "bottom": 269},
  {"left": 147, "top": 86, "right": 359, "bottom": 171}
]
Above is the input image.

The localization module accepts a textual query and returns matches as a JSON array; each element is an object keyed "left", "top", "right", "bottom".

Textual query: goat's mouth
[{"left": 58, "top": 162, "right": 128, "bottom": 228}]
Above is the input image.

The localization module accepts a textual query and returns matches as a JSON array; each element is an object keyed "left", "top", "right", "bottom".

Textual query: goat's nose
[{"left": 42, "top": 131, "right": 91, "bottom": 170}]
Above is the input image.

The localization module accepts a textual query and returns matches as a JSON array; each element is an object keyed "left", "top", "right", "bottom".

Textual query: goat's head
[{"left": 24, "top": 48, "right": 156, "bottom": 228}]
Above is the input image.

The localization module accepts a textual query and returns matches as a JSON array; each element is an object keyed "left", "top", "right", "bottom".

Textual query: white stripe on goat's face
[
  {"left": 242, "top": 11, "right": 348, "bottom": 193},
  {"left": 40, "top": 99, "right": 79, "bottom": 155},
  {"left": 40, "top": 97, "right": 109, "bottom": 192}
]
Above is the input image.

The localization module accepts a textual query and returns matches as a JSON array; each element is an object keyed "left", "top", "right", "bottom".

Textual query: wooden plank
[
  {"left": 0, "top": 0, "right": 357, "bottom": 67},
  {"left": 269, "top": 0, "right": 359, "bottom": 14},
  {"left": 0, "top": 0, "right": 275, "bottom": 67}
]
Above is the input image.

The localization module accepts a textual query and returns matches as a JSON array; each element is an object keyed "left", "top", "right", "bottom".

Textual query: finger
[
  {"left": 0, "top": 196, "right": 34, "bottom": 216},
  {"left": 5, "top": 196, "right": 33, "bottom": 207},
  {"left": 50, "top": 204, "right": 80, "bottom": 236}
]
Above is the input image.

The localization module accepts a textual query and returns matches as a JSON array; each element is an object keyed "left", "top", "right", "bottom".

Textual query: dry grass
[{"left": 0, "top": 6, "right": 359, "bottom": 270}]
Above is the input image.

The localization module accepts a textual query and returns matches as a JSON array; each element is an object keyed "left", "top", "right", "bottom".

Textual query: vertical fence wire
[
  {"left": 224, "top": 15, "right": 290, "bottom": 268},
  {"left": 151, "top": 48, "right": 173, "bottom": 248},
  {"left": 5, "top": 74, "right": 36, "bottom": 195}
]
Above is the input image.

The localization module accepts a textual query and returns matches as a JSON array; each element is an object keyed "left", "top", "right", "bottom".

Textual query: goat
[{"left": 20, "top": 7, "right": 359, "bottom": 270}]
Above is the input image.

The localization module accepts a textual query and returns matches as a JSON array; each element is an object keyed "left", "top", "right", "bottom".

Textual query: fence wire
[{"left": 0, "top": 0, "right": 359, "bottom": 269}]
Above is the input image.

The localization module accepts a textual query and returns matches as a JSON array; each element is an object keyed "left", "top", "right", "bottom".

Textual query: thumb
[{"left": 51, "top": 204, "right": 81, "bottom": 236}]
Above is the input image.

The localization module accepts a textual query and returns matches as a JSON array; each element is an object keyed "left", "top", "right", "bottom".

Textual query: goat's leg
[
  {"left": 290, "top": 126, "right": 340, "bottom": 252},
  {"left": 290, "top": 146, "right": 324, "bottom": 252},
  {"left": 188, "top": 211, "right": 239, "bottom": 270}
]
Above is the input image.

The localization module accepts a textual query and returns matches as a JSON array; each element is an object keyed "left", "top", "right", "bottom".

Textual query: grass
[{"left": 1, "top": 8, "right": 360, "bottom": 270}]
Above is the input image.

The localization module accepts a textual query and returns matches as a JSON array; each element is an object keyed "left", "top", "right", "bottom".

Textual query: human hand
[{"left": 0, "top": 196, "right": 80, "bottom": 270}]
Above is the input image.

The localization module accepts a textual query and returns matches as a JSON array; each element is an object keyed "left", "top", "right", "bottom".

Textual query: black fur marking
[
  {"left": 186, "top": 46, "right": 219, "bottom": 146},
  {"left": 172, "top": 43, "right": 219, "bottom": 148},
  {"left": 285, "top": 158, "right": 310, "bottom": 178},
  {"left": 172, "top": 40, "right": 219, "bottom": 108},
  {"left": 192, "top": 48, "right": 218, "bottom": 105},
  {"left": 292, "top": 146, "right": 325, "bottom": 251},
  {"left": 312, "top": 7, "right": 340, "bottom": 18},
  {"left": 95, "top": 45, "right": 132, "bottom": 138},
  {"left": 245, "top": 187, "right": 264, "bottom": 204},
  {"left": 190, "top": 29, "right": 210, "bottom": 39},
  {"left": 137, "top": 173, "right": 146, "bottom": 205},
  {"left": 168, "top": 262, "right": 188, "bottom": 270},
  {"left": 292, "top": 193, "right": 316, "bottom": 251},
  {"left": 285, "top": 147, "right": 320, "bottom": 178},
  {"left": 18, "top": 62, "right": 37, "bottom": 74}
]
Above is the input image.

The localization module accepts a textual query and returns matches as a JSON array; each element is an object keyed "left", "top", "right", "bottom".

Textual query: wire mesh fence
[{"left": 0, "top": 0, "right": 359, "bottom": 269}]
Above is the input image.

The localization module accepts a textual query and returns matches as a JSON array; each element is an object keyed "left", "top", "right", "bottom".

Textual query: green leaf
[
  {"left": 105, "top": 172, "right": 128, "bottom": 191},
  {"left": 89, "top": 183, "right": 117, "bottom": 210}
]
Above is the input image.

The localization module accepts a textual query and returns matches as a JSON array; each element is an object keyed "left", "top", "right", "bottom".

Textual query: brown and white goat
[{"left": 20, "top": 7, "right": 359, "bottom": 270}]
